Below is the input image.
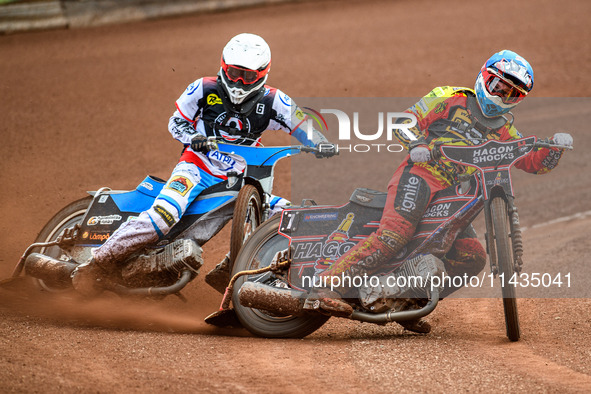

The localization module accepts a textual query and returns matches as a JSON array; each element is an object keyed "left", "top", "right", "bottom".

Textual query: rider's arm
[
  {"left": 499, "top": 124, "right": 566, "bottom": 175},
  {"left": 168, "top": 78, "right": 205, "bottom": 145},
  {"left": 267, "top": 90, "right": 329, "bottom": 147}
]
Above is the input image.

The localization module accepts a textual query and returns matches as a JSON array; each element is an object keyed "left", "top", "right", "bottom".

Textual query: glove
[
  {"left": 410, "top": 145, "right": 431, "bottom": 163},
  {"left": 315, "top": 142, "right": 339, "bottom": 158},
  {"left": 552, "top": 132, "right": 573, "bottom": 148},
  {"left": 191, "top": 135, "right": 217, "bottom": 153}
]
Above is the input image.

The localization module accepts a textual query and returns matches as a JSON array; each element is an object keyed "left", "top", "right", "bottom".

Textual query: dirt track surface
[{"left": 1, "top": 0, "right": 591, "bottom": 392}]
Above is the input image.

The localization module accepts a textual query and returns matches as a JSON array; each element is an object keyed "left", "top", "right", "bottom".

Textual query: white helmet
[{"left": 218, "top": 33, "right": 271, "bottom": 114}]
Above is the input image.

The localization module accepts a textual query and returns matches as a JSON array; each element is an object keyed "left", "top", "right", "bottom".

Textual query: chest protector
[{"left": 195, "top": 77, "right": 278, "bottom": 145}]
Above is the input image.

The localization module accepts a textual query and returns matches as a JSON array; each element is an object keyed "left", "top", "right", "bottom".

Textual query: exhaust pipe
[
  {"left": 25, "top": 253, "right": 78, "bottom": 286},
  {"left": 238, "top": 281, "right": 440, "bottom": 324},
  {"left": 238, "top": 281, "right": 306, "bottom": 316}
]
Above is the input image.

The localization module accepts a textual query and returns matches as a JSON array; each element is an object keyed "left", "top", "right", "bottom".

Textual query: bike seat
[{"left": 349, "top": 188, "right": 387, "bottom": 209}]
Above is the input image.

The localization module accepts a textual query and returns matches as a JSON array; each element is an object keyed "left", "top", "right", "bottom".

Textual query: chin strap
[
  {"left": 216, "top": 76, "right": 265, "bottom": 117},
  {"left": 465, "top": 96, "right": 508, "bottom": 136}
]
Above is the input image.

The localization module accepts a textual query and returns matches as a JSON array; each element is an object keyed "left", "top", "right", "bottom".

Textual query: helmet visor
[
  {"left": 484, "top": 68, "right": 528, "bottom": 104},
  {"left": 222, "top": 58, "right": 270, "bottom": 85}
]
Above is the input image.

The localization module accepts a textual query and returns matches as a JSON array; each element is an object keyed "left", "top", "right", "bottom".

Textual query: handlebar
[
  {"left": 212, "top": 137, "right": 338, "bottom": 158},
  {"left": 431, "top": 137, "right": 573, "bottom": 161},
  {"left": 532, "top": 141, "right": 573, "bottom": 150}
]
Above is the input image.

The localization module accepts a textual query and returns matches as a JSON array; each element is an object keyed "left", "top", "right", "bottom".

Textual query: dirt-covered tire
[
  {"left": 31, "top": 196, "right": 92, "bottom": 292},
  {"left": 231, "top": 215, "right": 329, "bottom": 338},
  {"left": 229, "top": 184, "right": 262, "bottom": 271},
  {"left": 491, "top": 197, "right": 520, "bottom": 341}
]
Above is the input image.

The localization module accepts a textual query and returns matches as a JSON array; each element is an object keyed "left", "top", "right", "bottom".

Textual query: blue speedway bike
[{"left": 8, "top": 141, "right": 329, "bottom": 299}]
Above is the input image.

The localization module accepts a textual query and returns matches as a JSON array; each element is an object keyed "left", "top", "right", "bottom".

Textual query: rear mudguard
[{"left": 78, "top": 174, "right": 242, "bottom": 247}]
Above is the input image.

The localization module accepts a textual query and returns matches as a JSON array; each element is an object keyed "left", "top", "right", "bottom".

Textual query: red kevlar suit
[{"left": 320, "top": 86, "right": 565, "bottom": 295}]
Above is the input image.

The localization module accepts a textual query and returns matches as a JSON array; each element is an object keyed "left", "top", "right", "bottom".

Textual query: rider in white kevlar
[{"left": 72, "top": 33, "right": 336, "bottom": 295}]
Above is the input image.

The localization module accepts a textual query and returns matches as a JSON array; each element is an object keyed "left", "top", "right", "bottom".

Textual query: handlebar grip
[
  {"left": 299, "top": 146, "right": 317, "bottom": 153},
  {"left": 534, "top": 142, "right": 573, "bottom": 150}
]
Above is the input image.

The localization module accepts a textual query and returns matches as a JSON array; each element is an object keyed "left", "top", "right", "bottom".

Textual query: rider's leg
[
  {"left": 268, "top": 195, "right": 291, "bottom": 217},
  {"left": 72, "top": 162, "right": 220, "bottom": 294},
  {"left": 310, "top": 161, "right": 451, "bottom": 331},
  {"left": 319, "top": 161, "right": 439, "bottom": 296},
  {"left": 440, "top": 225, "right": 487, "bottom": 297}
]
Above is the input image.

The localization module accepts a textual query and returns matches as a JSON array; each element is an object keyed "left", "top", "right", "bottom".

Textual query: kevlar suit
[{"left": 320, "top": 86, "right": 565, "bottom": 296}]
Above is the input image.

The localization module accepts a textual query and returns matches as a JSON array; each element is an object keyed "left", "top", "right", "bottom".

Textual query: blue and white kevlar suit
[{"left": 92, "top": 76, "right": 329, "bottom": 268}]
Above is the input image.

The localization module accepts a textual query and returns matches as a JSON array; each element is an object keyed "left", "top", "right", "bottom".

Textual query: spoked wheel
[
  {"left": 231, "top": 215, "right": 329, "bottom": 338},
  {"left": 491, "top": 197, "right": 520, "bottom": 341},
  {"left": 229, "top": 184, "right": 262, "bottom": 270},
  {"left": 31, "top": 197, "right": 92, "bottom": 292}
]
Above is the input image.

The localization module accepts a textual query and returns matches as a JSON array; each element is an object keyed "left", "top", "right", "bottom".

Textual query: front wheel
[
  {"left": 491, "top": 197, "right": 520, "bottom": 341},
  {"left": 31, "top": 196, "right": 92, "bottom": 292},
  {"left": 231, "top": 215, "right": 329, "bottom": 338},
  {"left": 229, "top": 184, "right": 262, "bottom": 271}
]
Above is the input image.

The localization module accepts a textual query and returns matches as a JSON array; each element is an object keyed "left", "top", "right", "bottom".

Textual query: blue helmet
[{"left": 474, "top": 50, "right": 534, "bottom": 117}]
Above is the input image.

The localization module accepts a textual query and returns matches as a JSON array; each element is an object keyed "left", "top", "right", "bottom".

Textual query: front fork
[
  {"left": 483, "top": 196, "right": 524, "bottom": 277},
  {"left": 507, "top": 198, "right": 524, "bottom": 273}
]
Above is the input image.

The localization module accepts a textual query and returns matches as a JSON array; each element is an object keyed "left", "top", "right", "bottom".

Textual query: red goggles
[
  {"left": 483, "top": 68, "right": 528, "bottom": 104},
  {"left": 221, "top": 57, "right": 271, "bottom": 84}
]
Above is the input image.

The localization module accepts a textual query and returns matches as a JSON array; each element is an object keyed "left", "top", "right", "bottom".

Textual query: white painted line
[{"left": 521, "top": 210, "right": 591, "bottom": 232}]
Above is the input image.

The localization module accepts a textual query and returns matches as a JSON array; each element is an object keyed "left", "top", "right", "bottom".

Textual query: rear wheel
[
  {"left": 232, "top": 215, "right": 329, "bottom": 338},
  {"left": 31, "top": 197, "right": 92, "bottom": 292},
  {"left": 491, "top": 197, "right": 520, "bottom": 341},
  {"left": 229, "top": 184, "right": 262, "bottom": 270}
]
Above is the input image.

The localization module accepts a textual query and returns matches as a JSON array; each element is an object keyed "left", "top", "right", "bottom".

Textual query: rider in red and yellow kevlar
[{"left": 317, "top": 50, "right": 573, "bottom": 333}]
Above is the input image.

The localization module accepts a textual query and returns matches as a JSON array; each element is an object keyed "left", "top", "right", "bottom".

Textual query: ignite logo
[{"left": 400, "top": 176, "right": 421, "bottom": 213}]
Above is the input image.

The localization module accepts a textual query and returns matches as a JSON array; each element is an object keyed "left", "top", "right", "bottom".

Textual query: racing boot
[
  {"left": 205, "top": 254, "right": 231, "bottom": 294},
  {"left": 71, "top": 257, "right": 117, "bottom": 297},
  {"left": 303, "top": 287, "right": 353, "bottom": 318},
  {"left": 399, "top": 319, "right": 432, "bottom": 334},
  {"left": 439, "top": 237, "right": 487, "bottom": 298},
  {"left": 319, "top": 230, "right": 409, "bottom": 296},
  {"left": 71, "top": 210, "right": 161, "bottom": 296},
  {"left": 392, "top": 299, "right": 432, "bottom": 334},
  {"left": 306, "top": 231, "right": 407, "bottom": 317}
]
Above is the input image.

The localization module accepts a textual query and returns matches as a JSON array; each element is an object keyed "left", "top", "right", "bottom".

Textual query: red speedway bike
[{"left": 209, "top": 136, "right": 571, "bottom": 341}]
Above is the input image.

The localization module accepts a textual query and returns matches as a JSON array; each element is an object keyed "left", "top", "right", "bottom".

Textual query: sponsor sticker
[
  {"left": 88, "top": 232, "right": 111, "bottom": 242},
  {"left": 154, "top": 205, "right": 176, "bottom": 227},
  {"left": 166, "top": 176, "right": 194, "bottom": 197},
  {"left": 186, "top": 80, "right": 201, "bottom": 95},
  {"left": 295, "top": 108, "right": 306, "bottom": 121},
  {"left": 279, "top": 92, "right": 291, "bottom": 106},
  {"left": 87, "top": 215, "right": 122, "bottom": 226},
  {"left": 416, "top": 98, "right": 429, "bottom": 114},
  {"left": 303, "top": 212, "right": 339, "bottom": 222},
  {"left": 434, "top": 102, "right": 447, "bottom": 114},
  {"left": 355, "top": 194, "right": 372, "bottom": 203},
  {"left": 207, "top": 94, "right": 223, "bottom": 105},
  {"left": 139, "top": 181, "right": 154, "bottom": 191}
]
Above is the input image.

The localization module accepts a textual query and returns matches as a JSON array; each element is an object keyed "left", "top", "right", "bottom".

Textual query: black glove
[
  {"left": 315, "top": 142, "right": 339, "bottom": 158},
  {"left": 191, "top": 135, "right": 216, "bottom": 153}
]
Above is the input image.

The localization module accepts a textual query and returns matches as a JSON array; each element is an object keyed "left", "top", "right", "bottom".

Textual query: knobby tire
[
  {"left": 231, "top": 215, "right": 329, "bottom": 338},
  {"left": 491, "top": 197, "right": 520, "bottom": 341}
]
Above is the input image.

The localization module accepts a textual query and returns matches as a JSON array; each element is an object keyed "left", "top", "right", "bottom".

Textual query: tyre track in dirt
[{"left": 451, "top": 298, "right": 591, "bottom": 393}]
